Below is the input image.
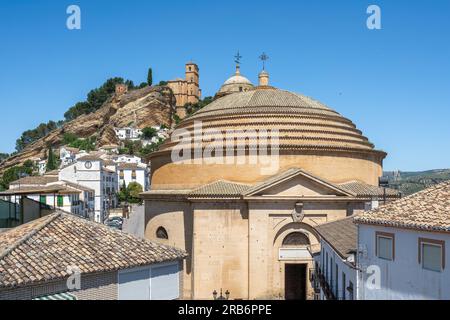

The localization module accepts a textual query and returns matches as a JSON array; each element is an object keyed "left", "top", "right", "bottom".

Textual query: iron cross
[
  {"left": 234, "top": 51, "right": 242, "bottom": 65},
  {"left": 259, "top": 52, "right": 269, "bottom": 70}
]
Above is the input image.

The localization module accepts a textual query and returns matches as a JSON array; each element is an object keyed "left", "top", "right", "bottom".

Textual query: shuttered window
[{"left": 57, "top": 196, "right": 64, "bottom": 207}]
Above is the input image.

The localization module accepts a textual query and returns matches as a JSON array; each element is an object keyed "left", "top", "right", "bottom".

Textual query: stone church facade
[{"left": 142, "top": 67, "right": 398, "bottom": 300}]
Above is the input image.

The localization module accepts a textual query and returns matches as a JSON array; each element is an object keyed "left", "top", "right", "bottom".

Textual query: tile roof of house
[
  {"left": 45, "top": 170, "right": 60, "bottom": 176},
  {"left": 10, "top": 175, "right": 58, "bottom": 186},
  {"left": 0, "top": 211, "right": 187, "bottom": 289},
  {"left": 189, "top": 180, "right": 251, "bottom": 198},
  {"left": 354, "top": 180, "right": 450, "bottom": 232},
  {"left": 0, "top": 185, "right": 81, "bottom": 196},
  {"left": 315, "top": 217, "right": 357, "bottom": 259},
  {"left": 59, "top": 181, "right": 94, "bottom": 192},
  {"left": 338, "top": 181, "right": 400, "bottom": 198},
  {"left": 77, "top": 155, "right": 104, "bottom": 161},
  {"left": 62, "top": 146, "right": 80, "bottom": 153},
  {"left": 117, "top": 163, "right": 146, "bottom": 170}
]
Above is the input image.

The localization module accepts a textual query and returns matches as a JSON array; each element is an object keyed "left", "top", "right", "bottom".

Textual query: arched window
[
  {"left": 282, "top": 232, "right": 310, "bottom": 246},
  {"left": 156, "top": 227, "right": 168, "bottom": 239}
]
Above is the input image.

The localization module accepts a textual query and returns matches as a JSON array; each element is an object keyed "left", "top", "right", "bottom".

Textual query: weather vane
[
  {"left": 259, "top": 52, "right": 269, "bottom": 70},
  {"left": 234, "top": 50, "right": 242, "bottom": 65}
]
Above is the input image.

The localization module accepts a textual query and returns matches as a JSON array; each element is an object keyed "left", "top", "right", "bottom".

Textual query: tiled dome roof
[{"left": 156, "top": 87, "right": 383, "bottom": 156}]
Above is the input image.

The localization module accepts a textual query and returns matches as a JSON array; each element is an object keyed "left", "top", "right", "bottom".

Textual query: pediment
[{"left": 244, "top": 168, "right": 354, "bottom": 198}]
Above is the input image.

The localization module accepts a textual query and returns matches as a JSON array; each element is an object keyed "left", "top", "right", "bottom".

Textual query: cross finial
[
  {"left": 259, "top": 52, "right": 269, "bottom": 70},
  {"left": 234, "top": 50, "right": 242, "bottom": 65}
]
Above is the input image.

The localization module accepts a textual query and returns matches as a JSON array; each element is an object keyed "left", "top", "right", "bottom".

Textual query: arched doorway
[{"left": 282, "top": 232, "right": 310, "bottom": 300}]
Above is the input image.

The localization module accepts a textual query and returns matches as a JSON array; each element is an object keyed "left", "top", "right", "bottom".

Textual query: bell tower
[{"left": 185, "top": 62, "right": 200, "bottom": 105}]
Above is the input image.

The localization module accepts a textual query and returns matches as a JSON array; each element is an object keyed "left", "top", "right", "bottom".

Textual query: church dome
[
  {"left": 216, "top": 65, "right": 254, "bottom": 98},
  {"left": 223, "top": 74, "right": 252, "bottom": 85},
  {"left": 150, "top": 86, "right": 386, "bottom": 189}
]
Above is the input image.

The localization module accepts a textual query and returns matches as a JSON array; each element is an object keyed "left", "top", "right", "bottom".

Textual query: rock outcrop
[{"left": 0, "top": 85, "right": 176, "bottom": 174}]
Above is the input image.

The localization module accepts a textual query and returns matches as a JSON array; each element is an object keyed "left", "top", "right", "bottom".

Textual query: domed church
[{"left": 142, "top": 57, "right": 397, "bottom": 300}]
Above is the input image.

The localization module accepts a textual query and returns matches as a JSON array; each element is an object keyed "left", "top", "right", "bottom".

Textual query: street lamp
[{"left": 212, "top": 289, "right": 230, "bottom": 300}]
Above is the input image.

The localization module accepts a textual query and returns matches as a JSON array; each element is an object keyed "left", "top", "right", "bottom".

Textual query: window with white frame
[
  {"left": 376, "top": 232, "right": 395, "bottom": 260},
  {"left": 419, "top": 238, "right": 445, "bottom": 272}
]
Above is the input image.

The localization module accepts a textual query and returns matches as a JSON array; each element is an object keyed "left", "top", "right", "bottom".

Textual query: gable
[{"left": 244, "top": 168, "right": 354, "bottom": 198}]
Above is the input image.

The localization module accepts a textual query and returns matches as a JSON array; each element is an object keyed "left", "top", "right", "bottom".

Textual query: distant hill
[
  {"left": 0, "top": 85, "right": 176, "bottom": 174},
  {"left": 384, "top": 169, "right": 450, "bottom": 196}
]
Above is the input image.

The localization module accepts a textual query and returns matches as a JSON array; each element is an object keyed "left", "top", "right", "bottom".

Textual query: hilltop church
[{"left": 141, "top": 56, "right": 398, "bottom": 300}]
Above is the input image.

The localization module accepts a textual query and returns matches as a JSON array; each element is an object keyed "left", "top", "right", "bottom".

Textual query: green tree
[
  {"left": 0, "top": 153, "right": 9, "bottom": 162},
  {"left": 118, "top": 181, "right": 130, "bottom": 203},
  {"left": 141, "top": 127, "right": 158, "bottom": 140},
  {"left": 16, "top": 121, "right": 58, "bottom": 152},
  {"left": 46, "top": 146, "right": 58, "bottom": 172},
  {"left": 0, "top": 165, "right": 33, "bottom": 190},
  {"left": 184, "top": 96, "right": 214, "bottom": 116},
  {"left": 147, "top": 68, "right": 153, "bottom": 86},
  {"left": 127, "top": 182, "right": 143, "bottom": 203},
  {"left": 158, "top": 80, "right": 168, "bottom": 86},
  {"left": 64, "top": 77, "right": 135, "bottom": 121}
]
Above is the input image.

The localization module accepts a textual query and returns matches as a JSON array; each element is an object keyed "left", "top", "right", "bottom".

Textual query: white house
[
  {"left": 354, "top": 180, "right": 450, "bottom": 300},
  {"left": 117, "top": 163, "right": 149, "bottom": 191},
  {"left": 113, "top": 154, "right": 145, "bottom": 165},
  {"left": 59, "top": 155, "right": 118, "bottom": 223},
  {"left": 114, "top": 127, "right": 142, "bottom": 141},
  {"left": 314, "top": 217, "right": 357, "bottom": 300},
  {"left": 0, "top": 211, "right": 187, "bottom": 300},
  {"left": 59, "top": 146, "right": 80, "bottom": 167}
]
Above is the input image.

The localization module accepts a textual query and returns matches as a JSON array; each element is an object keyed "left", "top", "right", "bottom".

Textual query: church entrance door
[{"left": 284, "top": 264, "right": 307, "bottom": 300}]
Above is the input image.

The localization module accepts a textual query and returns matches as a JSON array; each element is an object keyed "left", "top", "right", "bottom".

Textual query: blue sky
[{"left": 0, "top": 0, "right": 449, "bottom": 171}]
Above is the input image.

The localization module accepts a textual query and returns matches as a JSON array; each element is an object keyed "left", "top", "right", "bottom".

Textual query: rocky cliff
[{"left": 0, "top": 85, "right": 176, "bottom": 174}]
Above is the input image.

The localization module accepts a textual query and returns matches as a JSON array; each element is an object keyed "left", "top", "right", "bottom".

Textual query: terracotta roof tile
[
  {"left": 0, "top": 212, "right": 187, "bottom": 289},
  {"left": 354, "top": 180, "right": 450, "bottom": 232},
  {"left": 339, "top": 181, "right": 400, "bottom": 198},
  {"left": 10, "top": 176, "right": 58, "bottom": 186},
  {"left": 189, "top": 180, "right": 250, "bottom": 197},
  {"left": 315, "top": 217, "right": 357, "bottom": 259}
]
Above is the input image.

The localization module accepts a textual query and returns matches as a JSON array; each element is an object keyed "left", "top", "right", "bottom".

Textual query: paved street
[{"left": 122, "top": 205, "right": 145, "bottom": 238}]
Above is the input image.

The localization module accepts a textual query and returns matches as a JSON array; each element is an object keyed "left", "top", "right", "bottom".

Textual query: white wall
[
  {"left": 118, "top": 262, "right": 180, "bottom": 300},
  {"left": 119, "top": 168, "right": 148, "bottom": 191},
  {"left": 60, "top": 160, "right": 117, "bottom": 223},
  {"left": 358, "top": 224, "right": 450, "bottom": 300},
  {"left": 315, "top": 240, "right": 356, "bottom": 300}
]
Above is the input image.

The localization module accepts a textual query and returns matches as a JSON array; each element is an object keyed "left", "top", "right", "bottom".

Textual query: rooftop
[
  {"left": 315, "top": 217, "right": 357, "bottom": 260},
  {"left": 354, "top": 180, "right": 450, "bottom": 232},
  {"left": 0, "top": 212, "right": 187, "bottom": 289},
  {"left": 189, "top": 180, "right": 251, "bottom": 198},
  {"left": 10, "top": 175, "right": 58, "bottom": 186},
  {"left": 338, "top": 181, "right": 400, "bottom": 198}
]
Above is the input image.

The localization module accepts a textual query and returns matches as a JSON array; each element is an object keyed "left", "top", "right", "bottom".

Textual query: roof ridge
[{"left": 0, "top": 212, "right": 62, "bottom": 260}]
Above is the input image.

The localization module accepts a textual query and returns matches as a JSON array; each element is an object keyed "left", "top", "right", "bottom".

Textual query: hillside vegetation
[{"left": 384, "top": 169, "right": 450, "bottom": 195}]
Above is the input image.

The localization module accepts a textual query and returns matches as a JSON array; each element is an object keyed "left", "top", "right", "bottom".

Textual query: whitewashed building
[
  {"left": 354, "top": 180, "right": 450, "bottom": 300},
  {"left": 59, "top": 146, "right": 80, "bottom": 167},
  {"left": 114, "top": 127, "right": 142, "bottom": 141},
  {"left": 117, "top": 163, "right": 149, "bottom": 191},
  {"left": 113, "top": 154, "right": 144, "bottom": 165},
  {"left": 59, "top": 155, "right": 118, "bottom": 223},
  {"left": 314, "top": 217, "right": 357, "bottom": 300}
]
